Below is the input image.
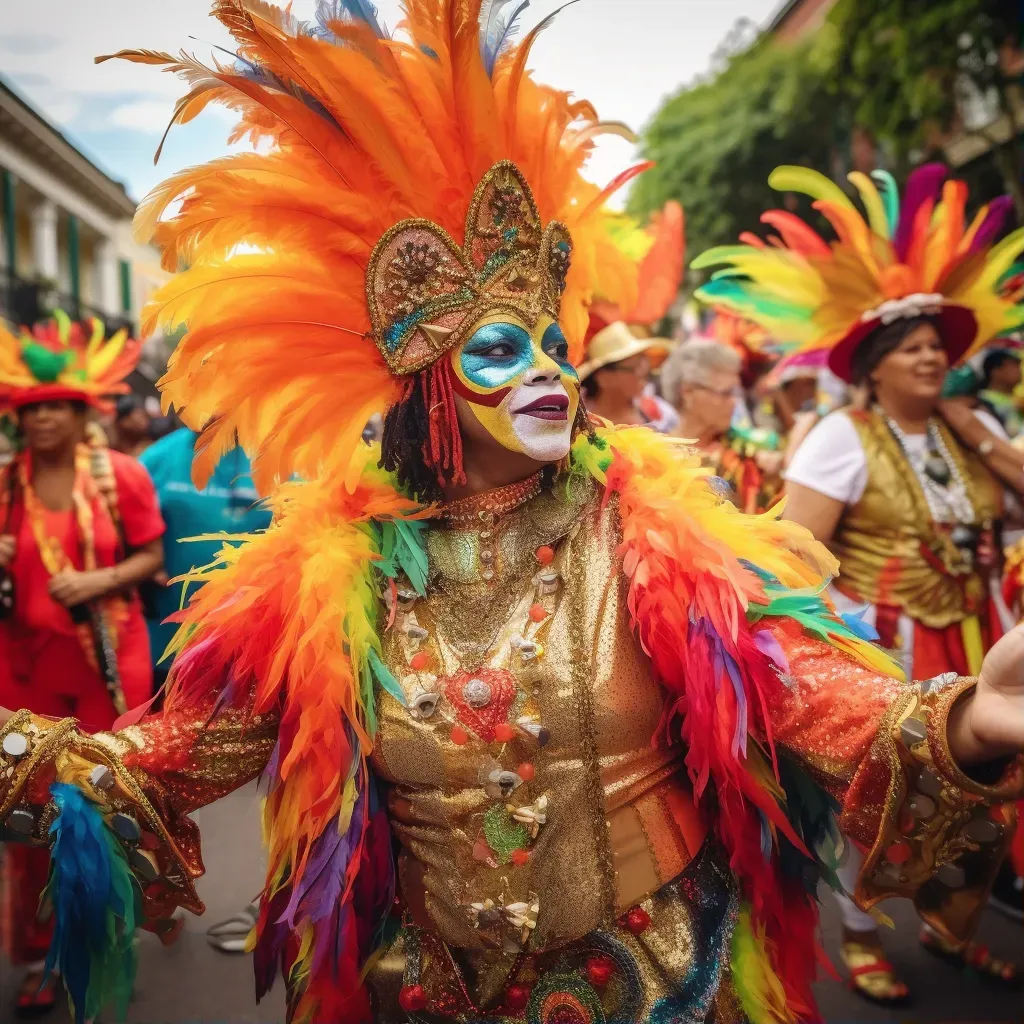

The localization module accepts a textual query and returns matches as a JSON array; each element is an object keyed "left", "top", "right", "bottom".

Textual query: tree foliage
[
  {"left": 628, "top": 28, "right": 841, "bottom": 264},
  {"left": 829, "top": 0, "right": 1022, "bottom": 212}
]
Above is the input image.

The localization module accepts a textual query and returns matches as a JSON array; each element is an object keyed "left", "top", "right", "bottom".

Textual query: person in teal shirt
[{"left": 140, "top": 428, "right": 270, "bottom": 684}]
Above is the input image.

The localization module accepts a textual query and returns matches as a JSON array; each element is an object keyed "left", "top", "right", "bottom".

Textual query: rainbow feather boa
[{"left": 47, "top": 428, "right": 903, "bottom": 1022}]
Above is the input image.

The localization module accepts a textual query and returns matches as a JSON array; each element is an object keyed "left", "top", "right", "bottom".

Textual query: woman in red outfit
[{"left": 0, "top": 315, "right": 163, "bottom": 1015}]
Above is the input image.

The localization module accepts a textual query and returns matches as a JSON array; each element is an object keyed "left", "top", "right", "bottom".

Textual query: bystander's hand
[
  {"left": 0, "top": 534, "right": 15, "bottom": 569},
  {"left": 48, "top": 568, "right": 115, "bottom": 608}
]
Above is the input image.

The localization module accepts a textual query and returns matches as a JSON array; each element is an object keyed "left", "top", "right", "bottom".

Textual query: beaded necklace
[{"left": 881, "top": 412, "right": 976, "bottom": 525}]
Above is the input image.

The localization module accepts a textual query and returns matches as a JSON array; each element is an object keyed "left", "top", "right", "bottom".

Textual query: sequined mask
[
  {"left": 366, "top": 161, "right": 573, "bottom": 376},
  {"left": 450, "top": 313, "right": 580, "bottom": 463}
]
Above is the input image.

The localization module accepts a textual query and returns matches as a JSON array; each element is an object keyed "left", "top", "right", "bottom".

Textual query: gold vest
[{"left": 830, "top": 410, "right": 1000, "bottom": 628}]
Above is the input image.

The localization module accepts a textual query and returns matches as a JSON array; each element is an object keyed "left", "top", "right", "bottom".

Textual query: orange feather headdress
[
  {"left": 586, "top": 199, "right": 686, "bottom": 342},
  {"left": 694, "top": 164, "right": 1024, "bottom": 382},
  {"left": 0, "top": 312, "right": 139, "bottom": 414},
  {"left": 100, "top": 0, "right": 642, "bottom": 493}
]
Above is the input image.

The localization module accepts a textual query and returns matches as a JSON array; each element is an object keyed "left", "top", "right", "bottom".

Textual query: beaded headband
[{"left": 366, "top": 161, "right": 573, "bottom": 376}]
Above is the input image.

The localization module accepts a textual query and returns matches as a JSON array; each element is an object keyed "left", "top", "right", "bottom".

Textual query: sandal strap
[{"left": 848, "top": 960, "right": 897, "bottom": 980}]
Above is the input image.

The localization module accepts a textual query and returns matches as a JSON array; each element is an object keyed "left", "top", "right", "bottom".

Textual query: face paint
[{"left": 451, "top": 314, "right": 580, "bottom": 463}]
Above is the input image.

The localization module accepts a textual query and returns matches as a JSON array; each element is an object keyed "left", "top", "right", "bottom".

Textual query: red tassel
[{"left": 420, "top": 360, "right": 466, "bottom": 487}]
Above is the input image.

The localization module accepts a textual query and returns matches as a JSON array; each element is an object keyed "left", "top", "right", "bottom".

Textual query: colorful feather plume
[
  {"left": 0, "top": 312, "right": 139, "bottom": 414},
  {"left": 161, "top": 445, "right": 428, "bottom": 1022},
  {"left": 576, "top": 425, "right": 902, "bottom": 1020},
  {"left": 99, "top": 0, "right": 639, "bottom": 494},
  {"left": 587, "top": 200, "right": 686, "bottom": 339},
  {"left": 694, "top": 163, "right": 1024, "bottom": 371},
  {"left": 43, "top": 783, "right": 140, "bottom": 1024}
]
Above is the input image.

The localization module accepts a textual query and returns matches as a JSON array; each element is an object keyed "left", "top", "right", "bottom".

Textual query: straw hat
[{"left": 577, "top": 321, "right": 674, "bottom": 381}]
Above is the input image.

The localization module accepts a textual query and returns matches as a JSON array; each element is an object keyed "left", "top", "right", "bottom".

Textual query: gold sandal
[
  {"left": 839, "top": 940, "right": 911, "bottom": 1006},
  {"left": 919, "top": 928, "right": 1020, "bottom": 988}
]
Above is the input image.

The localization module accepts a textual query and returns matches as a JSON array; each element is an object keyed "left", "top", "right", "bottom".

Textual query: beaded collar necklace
[{"left": 438, "top": 471, "right": 545, "bottom": 526}]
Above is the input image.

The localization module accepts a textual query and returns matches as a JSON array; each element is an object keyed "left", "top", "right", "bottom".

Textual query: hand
[
  {"left": 948, "top": 624, "right": 1024, "bottom": 764},
  {"left": 0, "top": 534, "right": 14, "bottom": 569},
  {"left": 0, "top": 706, "right": 11, "bottom": 730},
  {"left": 48, "top": 568, "right": 113, "bottom": 608}
]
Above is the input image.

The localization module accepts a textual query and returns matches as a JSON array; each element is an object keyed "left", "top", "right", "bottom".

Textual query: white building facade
[{"left": 0, "top": 78, "right": 167, "bottom": 362}]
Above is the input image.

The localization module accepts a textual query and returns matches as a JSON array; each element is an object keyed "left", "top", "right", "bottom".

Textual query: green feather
[
  {"left": 21, "top": 342, "right": 72, "bottom": 383},
  {"left": 368, "top": 647, "right": 406, "bottom": 707}
]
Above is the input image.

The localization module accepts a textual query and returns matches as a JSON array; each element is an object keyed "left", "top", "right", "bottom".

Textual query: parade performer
[
  {"left": 2, "top": 7, "right": 1024, "bottom": 1024},
  {"left": 0, "top": 314, "right": 164, "bottom": 1014},
  {"left": 696, "top": 163, "right": 1024, "bottom": 1002}
]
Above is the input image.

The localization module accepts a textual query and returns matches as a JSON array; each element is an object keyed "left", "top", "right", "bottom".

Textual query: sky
[{"left": 0, "top": 0, "right": 782, "bottom": 205}]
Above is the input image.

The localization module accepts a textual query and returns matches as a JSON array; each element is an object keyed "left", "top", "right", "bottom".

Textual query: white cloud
[{"left": 109, "top": 99, "right": 175, "bottom": 133}]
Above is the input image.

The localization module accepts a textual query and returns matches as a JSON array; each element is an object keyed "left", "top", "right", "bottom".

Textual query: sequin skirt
[{"left": 367, "top": 843, "right": 748, "bottom": 1024}]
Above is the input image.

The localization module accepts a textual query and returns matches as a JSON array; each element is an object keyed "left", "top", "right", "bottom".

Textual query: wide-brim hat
[
  {"left": 827, "top": 302, "right": 978, "bottom": 384},
  {"left": 577, "top": 321, "right": 674, "bottom": 381}
]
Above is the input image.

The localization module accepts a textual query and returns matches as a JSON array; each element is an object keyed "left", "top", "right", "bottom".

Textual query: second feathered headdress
[{"left": 694, "top": 163, "right": 1024, "bottom": 382}]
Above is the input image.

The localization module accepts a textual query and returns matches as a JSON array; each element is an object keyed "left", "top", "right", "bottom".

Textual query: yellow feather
[{"left": 846, "top": 172, "right": 889, "bottom": 238}]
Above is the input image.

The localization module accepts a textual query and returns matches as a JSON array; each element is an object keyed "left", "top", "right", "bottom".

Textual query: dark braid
[{"left": 380, "top": 377, "right": 448, "bottom": 503}]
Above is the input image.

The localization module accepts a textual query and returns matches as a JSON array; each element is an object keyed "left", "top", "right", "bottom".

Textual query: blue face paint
[
  {"left": 541, "top": 322, "right": 578, "bottom": 381},
  {"left": 459, "top": 322, "right": 535, "bottom": 391}
]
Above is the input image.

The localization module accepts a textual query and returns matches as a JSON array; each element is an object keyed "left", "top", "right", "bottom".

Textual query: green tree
[
  {"left": 629, "top": 27, "right": 841, "bottom": 262},
  {"left": 830, "top": 0, "right": 1023, "bottom": 217}
]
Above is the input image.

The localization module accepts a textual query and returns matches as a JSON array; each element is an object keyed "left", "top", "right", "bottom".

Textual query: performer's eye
[{"left": 541, "top": 322, "right": 574, "bottom": 375}]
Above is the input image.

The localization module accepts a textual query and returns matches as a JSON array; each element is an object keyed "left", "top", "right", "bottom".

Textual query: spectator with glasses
[{"left": 661, "top": 339, "right": 784, "bottom": 513}]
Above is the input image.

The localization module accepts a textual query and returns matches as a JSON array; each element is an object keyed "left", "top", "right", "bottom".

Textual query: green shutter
[
  {"left": 1, "top": 169, "right": 14, "bottom": 274},
  {"left": 119, "top": 260, "right": 131, "bottom": 313},
  {"left": 67, "top": 214, "right": 80, "bottom": 305}
]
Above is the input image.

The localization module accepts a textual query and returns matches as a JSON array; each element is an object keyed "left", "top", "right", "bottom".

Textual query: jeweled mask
[{"left": 367, "top": 161, "right": 573, "bottom": 376}]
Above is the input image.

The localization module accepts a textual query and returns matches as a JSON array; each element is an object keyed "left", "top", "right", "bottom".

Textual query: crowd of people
[{"left": 0, "top": 3, "right": 1022, "bottom": 1024}]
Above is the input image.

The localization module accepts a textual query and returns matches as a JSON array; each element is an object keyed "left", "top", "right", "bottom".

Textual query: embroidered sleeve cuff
[
  {"left": 855, "top": 674, "right": 1021, "bottom": 946},
  {"left": 0, "top": 709, "right": 201, "bottom": 919}
]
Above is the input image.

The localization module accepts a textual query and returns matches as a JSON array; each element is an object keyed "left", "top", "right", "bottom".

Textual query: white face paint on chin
[{"left": 507, "top": 380, "right": 574, "bottom": 462}]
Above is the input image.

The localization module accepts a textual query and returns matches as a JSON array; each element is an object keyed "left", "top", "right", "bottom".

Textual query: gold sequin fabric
[
  {"left": 830, "top": 409, "right": 1000, "bottom": 627},
  {"left": 371, "top": 480, "right": 712, "bottom": 1011},
  {"left": 368, "top": 843, "right": 740, "bottom": 1024}
]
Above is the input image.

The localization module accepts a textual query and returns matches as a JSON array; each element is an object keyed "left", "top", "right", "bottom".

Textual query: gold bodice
[
  {"left": 830, "top": 410, "right": 1000, "bottom": 627},
  {"left": 371, "top": 480, "right": 706, "bottom": 980}
]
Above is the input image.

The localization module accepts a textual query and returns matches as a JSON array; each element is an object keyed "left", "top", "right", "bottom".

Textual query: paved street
[{"left": 2, "top": 783, "right": 1020, "bottom": 1023}]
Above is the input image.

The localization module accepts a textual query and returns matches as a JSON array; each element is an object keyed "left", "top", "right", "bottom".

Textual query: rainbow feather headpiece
[
  {"left": 693, "top": 163, "right": 1024, "bottom": 382},
  {"left": 0, "top": 312, "right": 138, "bottom": 414},
  {"left": 101, "top": 0, "right": 641, "bottom": 492}
]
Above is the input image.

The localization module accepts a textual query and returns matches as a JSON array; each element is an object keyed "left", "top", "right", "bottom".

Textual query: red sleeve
[{"left": 110, "top": 450, "right": 165, "bottom": 548}]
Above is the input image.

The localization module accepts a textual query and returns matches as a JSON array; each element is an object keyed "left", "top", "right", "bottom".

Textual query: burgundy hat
[{"left": 827, "top": 301, "right": 979, "bottom": 383}]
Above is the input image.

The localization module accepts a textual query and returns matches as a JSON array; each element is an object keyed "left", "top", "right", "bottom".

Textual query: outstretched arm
[
  {"left": 0, "top": 690, "right": 278, "bottom": 920},
  {"left": 763, "top": 617, "right": 1024, "bottom": 944}
]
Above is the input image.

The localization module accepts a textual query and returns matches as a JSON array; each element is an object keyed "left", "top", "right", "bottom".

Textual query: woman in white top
[{"left": 695, "top": 161, "right": 1024, "bottom": 1006}]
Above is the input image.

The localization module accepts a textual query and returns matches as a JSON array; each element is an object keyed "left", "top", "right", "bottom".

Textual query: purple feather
[
  {"left": 754, "top": 629, "right": 790, "bottom": 674},
  {"left": 894, "top": 163, "right": 947, "bottom": 260},
  {"left": 969, "top": 195, "right": 1013, "bottom": 254},
  {"left": 281, "top": 791, "right": 365, "bottom": 931}
]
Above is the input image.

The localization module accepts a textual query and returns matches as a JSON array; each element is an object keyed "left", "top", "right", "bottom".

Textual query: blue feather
[
  {"left": 480, "top": 0, "right": 531, "bottom": 76},
  {"left": 840, "top": 608, "right": 880, "bottom": 642},
  {"left": 315, "top": 0, "right": 388, "bottom": 40},
  {"left": 43, "top": 784, "right": 140, "bottom": 1024}
]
